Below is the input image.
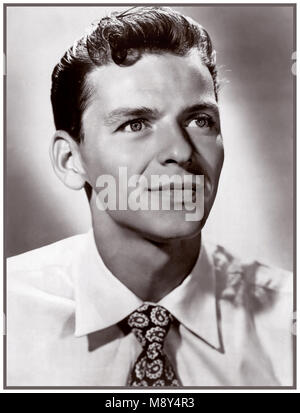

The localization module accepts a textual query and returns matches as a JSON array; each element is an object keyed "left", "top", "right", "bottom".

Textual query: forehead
[{"left": 84, "top": 51, "right": 216, "bottom": 118}]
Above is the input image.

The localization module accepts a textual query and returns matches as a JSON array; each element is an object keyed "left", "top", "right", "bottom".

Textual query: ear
[{"left": 49, "top": 130, "right": 87, "bottom": 190}]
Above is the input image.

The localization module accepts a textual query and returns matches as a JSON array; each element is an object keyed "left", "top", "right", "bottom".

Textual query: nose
[{"left": 156, "top": 123, "right": 193, "bottom": 167}]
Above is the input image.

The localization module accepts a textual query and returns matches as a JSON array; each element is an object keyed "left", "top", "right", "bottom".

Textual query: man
[{"left": 7, "top": 6, "right": 293, "bottom": 387}]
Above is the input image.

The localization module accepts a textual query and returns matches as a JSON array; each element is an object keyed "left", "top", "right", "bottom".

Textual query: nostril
[{"left": 163, "top": 157, "right": 193, "bottom": 166}]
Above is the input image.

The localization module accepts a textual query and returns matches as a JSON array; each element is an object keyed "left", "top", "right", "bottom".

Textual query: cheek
[
  {"left": 192, "top": 134, "right": 224, "bottom": 175},
  {"left": 80, "top": 138, "right": 152, "bottom": 187},
  {"left": 210, "top": 137, "right": 224, "bottom": 174}
]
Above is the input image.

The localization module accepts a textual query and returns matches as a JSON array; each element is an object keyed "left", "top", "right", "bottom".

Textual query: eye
[
  {"left": 119, "top": 119, "right": 148, "bottom": 133},
  {"left": 186, "top": 114, "right": 214, "bottom": 129}
]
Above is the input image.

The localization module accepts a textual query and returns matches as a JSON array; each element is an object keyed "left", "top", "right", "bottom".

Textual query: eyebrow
[
  {"left": 103, "top": 107, "right": 161, "bottom": 126},
  {"left": 103, "top": 102, "right": 219, "bottom": 127},
  {"left": 182, "top": 103, "right": 220, "bottom": 120}
]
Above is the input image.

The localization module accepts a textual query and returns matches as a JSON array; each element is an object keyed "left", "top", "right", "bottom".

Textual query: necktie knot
[{"left": 127, "top": 304, "right": 172, "bottom": 349}]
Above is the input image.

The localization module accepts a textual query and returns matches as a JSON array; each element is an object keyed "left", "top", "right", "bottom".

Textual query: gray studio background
[{"left": 6, "top": 5, "right": 294, "bottom": 271}]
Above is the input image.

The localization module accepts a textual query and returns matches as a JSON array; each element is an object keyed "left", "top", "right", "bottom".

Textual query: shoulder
[
  {"left": 7, "top": 232, "right": 88, "bottom": 273},
  {"left": 7, "top": 232, "right": 90, "bottom": 301},
  {"left": 6, "top": 234, "right": 91, "bottom": 385},
  {"left": 203, "top": 241, "right": 294, "bottom": 385},
  {"left": 203, "top": 240, "right": 293, "bottom": 344},
  {"left": 6, "top": 232, "right": 91, "bottom": 341},
  {"left": 204, "top": 241, "right": 292, "bottom": 305}
]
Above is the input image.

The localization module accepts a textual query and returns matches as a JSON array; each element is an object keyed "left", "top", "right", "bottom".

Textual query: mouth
[
  {"left": 148, "top": 182, "right": 199, "bottom": 192},
  {"left": 145, "top": 175, "right": 212, "bottom": 203}
]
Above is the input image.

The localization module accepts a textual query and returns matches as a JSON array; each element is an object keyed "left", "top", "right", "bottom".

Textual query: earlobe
[{"left": 49, "top": 130, "right": 87, "bottom": 190}]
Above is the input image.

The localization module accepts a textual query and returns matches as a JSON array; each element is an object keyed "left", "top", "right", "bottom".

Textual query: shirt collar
[{"left": 73, "top": 229, "right": 220, "bottom": 349}]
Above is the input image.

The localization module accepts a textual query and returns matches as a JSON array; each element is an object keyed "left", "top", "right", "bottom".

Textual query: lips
[
  {"left": 148, "top": 182, "right": 199, "bottom": 191},
  {"left": 146, "top": 177, "right": 212, "bottom": 202}
]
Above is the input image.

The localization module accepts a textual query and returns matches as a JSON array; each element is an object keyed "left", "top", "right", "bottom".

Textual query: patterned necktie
[{"left": 125, "top": 303, "right": 180, "bottom": 387}]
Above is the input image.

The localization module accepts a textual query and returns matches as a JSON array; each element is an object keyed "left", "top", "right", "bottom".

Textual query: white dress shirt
[{"left": 7, "top": 229, "right": 293, "bottom": 387}]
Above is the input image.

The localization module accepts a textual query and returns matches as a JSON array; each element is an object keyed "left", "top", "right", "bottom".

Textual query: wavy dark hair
[{"left": 51, "top": 6, "right": 218, "bottom": 143}]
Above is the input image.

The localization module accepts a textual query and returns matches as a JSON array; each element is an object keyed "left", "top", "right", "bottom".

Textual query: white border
[{"left": 1, "top": 0, "right": 298, "bottom": 393}]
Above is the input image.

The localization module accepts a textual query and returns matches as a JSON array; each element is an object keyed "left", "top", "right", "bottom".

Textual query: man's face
[{"left": 79, "top": 49, "right": 224, "bottom": 242}]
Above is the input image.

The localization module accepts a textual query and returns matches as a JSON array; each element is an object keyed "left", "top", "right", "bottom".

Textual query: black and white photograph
[{"left": 4, "top": 3, "right": 296, "bottom": 390}]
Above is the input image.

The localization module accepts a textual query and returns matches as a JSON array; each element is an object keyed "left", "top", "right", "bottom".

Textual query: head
[{"left": 50, "top": 6, "right": 224, "bottom": 242}]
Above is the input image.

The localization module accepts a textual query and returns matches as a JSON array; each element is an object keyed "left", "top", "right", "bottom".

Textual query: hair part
[{"left": 51, "top": 6, "right": 218, "bottom": 143}]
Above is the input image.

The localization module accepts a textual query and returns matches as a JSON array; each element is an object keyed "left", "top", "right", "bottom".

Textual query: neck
[{"left": 90, "top": 202, "right": 201, "bottom": 303}]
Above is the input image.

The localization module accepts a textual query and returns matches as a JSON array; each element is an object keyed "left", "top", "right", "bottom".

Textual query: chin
[{"left": 136, "top": 211, "right": 205, "bottom": 243}]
